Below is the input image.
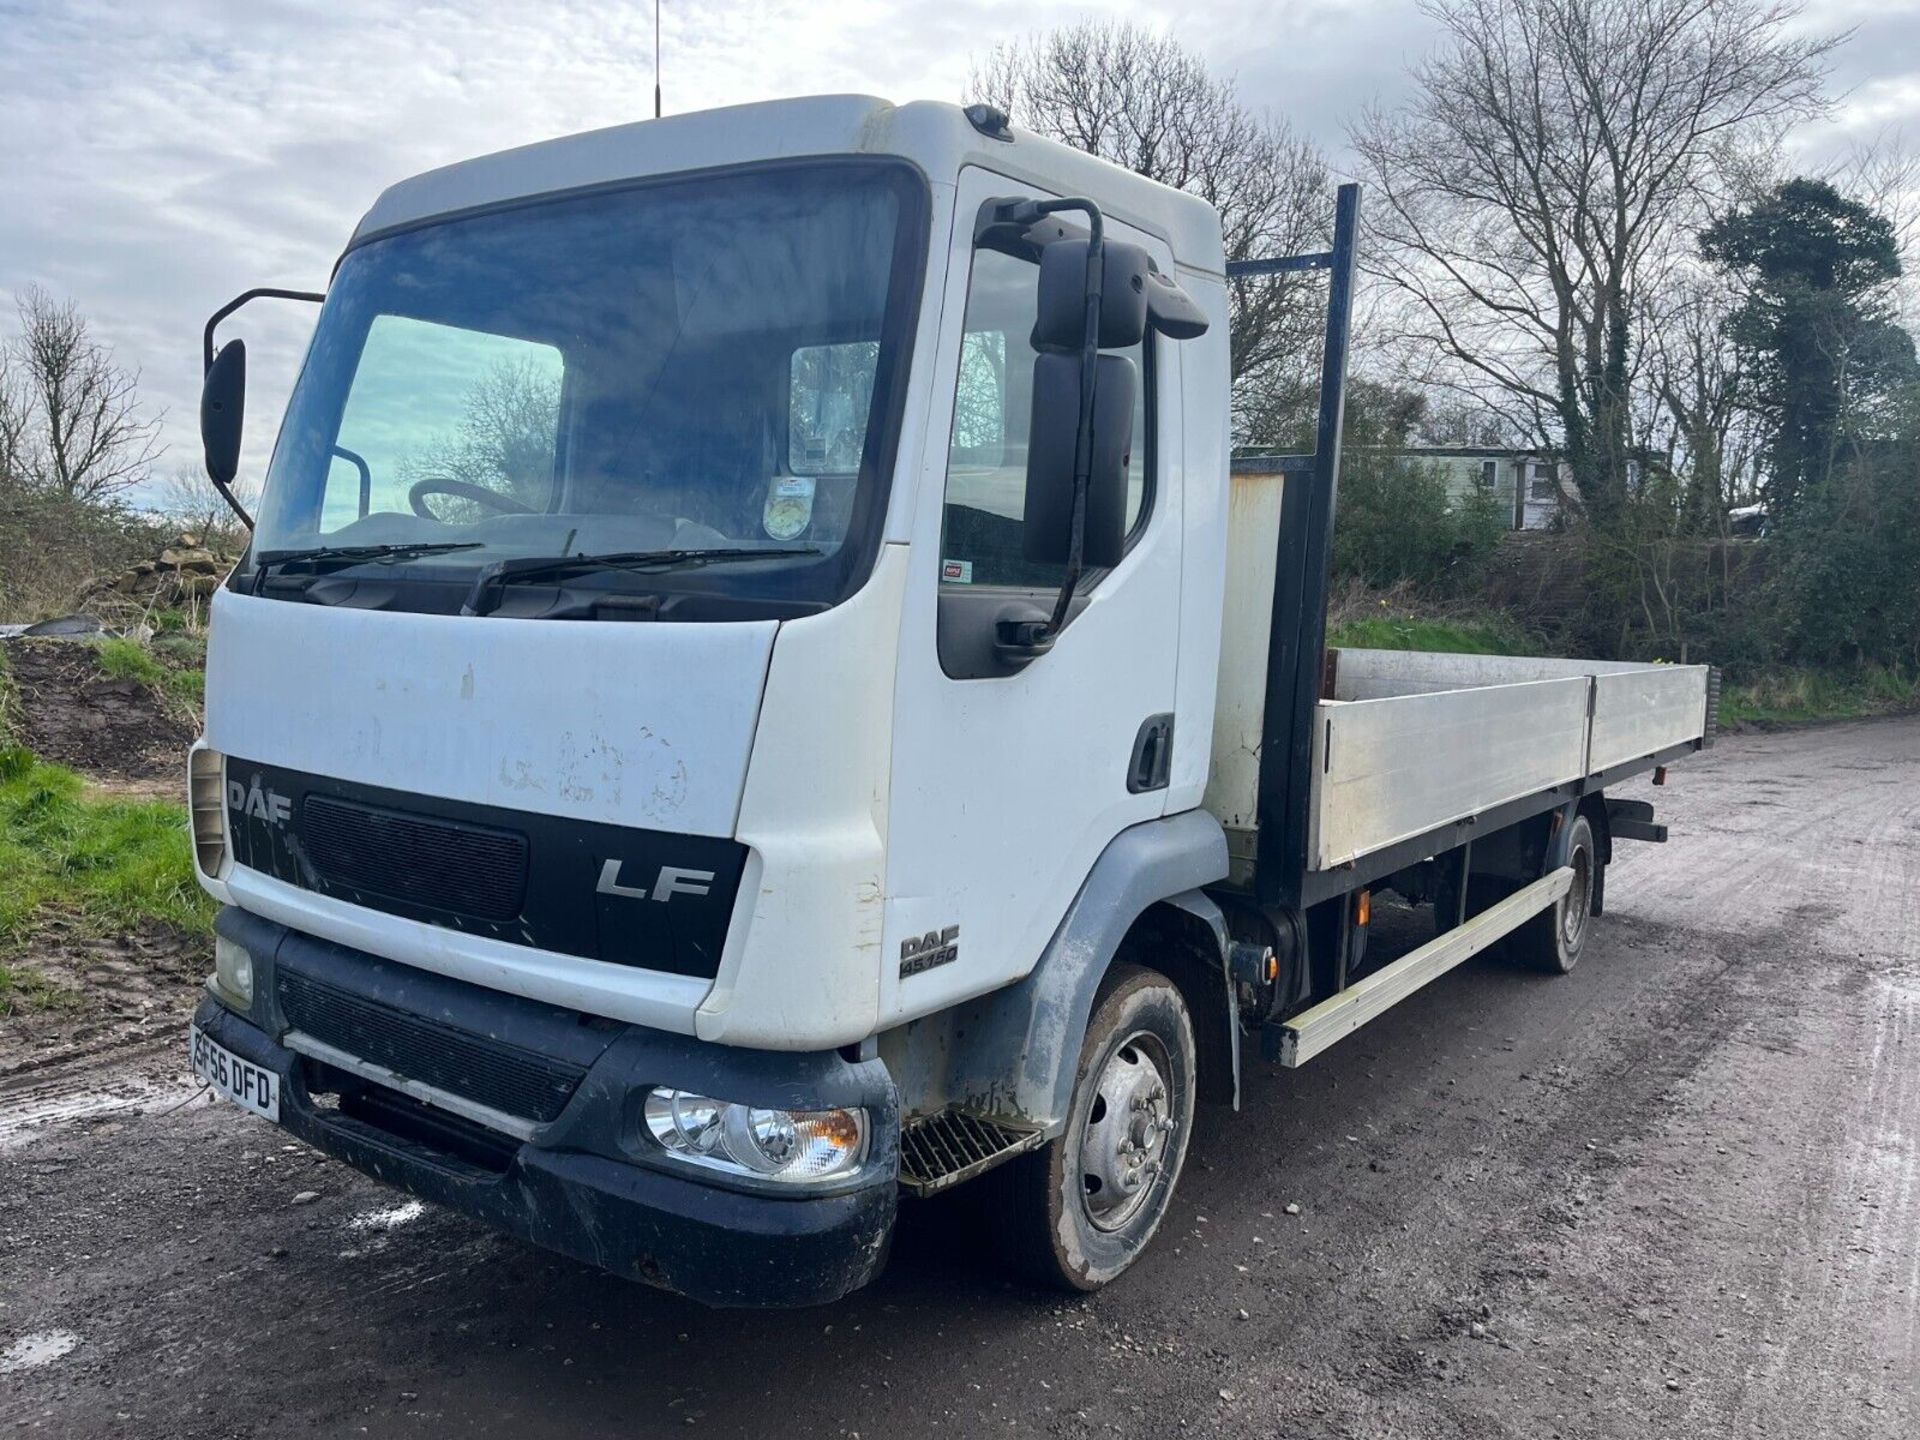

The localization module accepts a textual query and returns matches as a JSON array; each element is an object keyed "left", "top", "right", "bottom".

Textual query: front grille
[
  {"left": 301, "top": 794, "right": 528, "bottom": 922},
  {"left": 279, "top": 969, "right": 584, "bottom": 1123}
]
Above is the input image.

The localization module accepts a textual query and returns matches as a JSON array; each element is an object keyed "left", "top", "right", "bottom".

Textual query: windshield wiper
[
  {"left": 461, "top": 547, "right": 822, "bottom": 616},
  {"left": 252, "top": 541, "right": 485, "bottom": 588}
]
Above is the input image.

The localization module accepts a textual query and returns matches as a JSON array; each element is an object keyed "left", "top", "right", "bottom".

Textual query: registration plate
[{"left": 189, "top": 1024, "right": 279, "bottom": 1122}]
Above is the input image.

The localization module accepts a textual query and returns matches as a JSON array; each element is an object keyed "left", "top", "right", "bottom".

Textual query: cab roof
[{"left": 349, "top": 95, "right": 1227, "bottom": 276}]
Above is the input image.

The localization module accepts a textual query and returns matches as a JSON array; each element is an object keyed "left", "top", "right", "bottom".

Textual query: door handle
[{"left": 1127, "top": 713, "right": 1174, "bottom": 793}]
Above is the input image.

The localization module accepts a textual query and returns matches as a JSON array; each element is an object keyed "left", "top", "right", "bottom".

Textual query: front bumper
[{"left": 197, "top": 910, "right": 897, "bottom": 1308}]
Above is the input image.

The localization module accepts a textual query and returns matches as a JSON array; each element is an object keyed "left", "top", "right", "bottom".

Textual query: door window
[{"left": 937, "top": 246, "right": 1148, "bottom": 588}]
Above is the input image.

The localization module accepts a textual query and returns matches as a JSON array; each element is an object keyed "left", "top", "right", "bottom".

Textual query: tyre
[
  {"left": 1509, "top": 813, "right": 1598, "bottom": 974},
  {"left": 997, "top": 963, "right": 1197, "bottom": 1292}
]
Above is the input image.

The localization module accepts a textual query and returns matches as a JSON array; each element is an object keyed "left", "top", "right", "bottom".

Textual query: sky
[{"left": 1, "top": 0, "right": 1915, "bottom": 508}]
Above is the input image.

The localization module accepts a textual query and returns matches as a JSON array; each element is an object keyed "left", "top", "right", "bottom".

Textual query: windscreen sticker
[
  {"left": 763, "top": 475, "right": 816, "bottom": 540},
  {"left": 941, "top": 558, "right": 973, "bottom": 584}
]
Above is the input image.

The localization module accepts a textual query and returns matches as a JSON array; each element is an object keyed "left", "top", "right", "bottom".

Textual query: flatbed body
[{"left": 1207, "top": 463, "right": 1713, "bottom": 896}]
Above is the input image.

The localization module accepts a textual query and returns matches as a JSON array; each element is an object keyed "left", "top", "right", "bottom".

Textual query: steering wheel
[{"left": 407, "top": 477, "right": 535, "bottom": 519}]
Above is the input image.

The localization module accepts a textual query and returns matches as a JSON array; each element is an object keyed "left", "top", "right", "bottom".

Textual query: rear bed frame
[{"left": 1217, "top": 186, "right": 1713, "bottom": 913}]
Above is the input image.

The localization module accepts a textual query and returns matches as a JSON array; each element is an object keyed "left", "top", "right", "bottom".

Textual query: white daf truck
[{"left": 185, "top": 96, "right": 1713, "bottom": 1306}]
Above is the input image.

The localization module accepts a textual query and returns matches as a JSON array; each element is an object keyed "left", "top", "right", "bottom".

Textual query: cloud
[{"left": 0, "top": 0, "right": 1913, "bottom": 507}]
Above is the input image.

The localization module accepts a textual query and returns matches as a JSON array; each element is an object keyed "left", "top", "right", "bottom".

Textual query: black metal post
[{"left": 1249, "top": 182, "right": 1361, "bottom": 909}]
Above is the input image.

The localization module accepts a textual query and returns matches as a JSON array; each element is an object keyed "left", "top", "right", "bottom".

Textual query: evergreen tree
[{"left": 1700, "top": 178, "right": 1917, "bottom": 514}]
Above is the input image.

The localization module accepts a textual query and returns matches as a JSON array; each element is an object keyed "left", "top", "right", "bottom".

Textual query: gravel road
[{"left": 3, "top": 717, "right": 1916, "bottom": 1438}]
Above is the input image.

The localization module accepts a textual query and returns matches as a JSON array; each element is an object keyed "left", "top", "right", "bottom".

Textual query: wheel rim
[
  {"left": 1561, "top": 841, "right": 1592, "bottom": 948},
  {"left": 1077, "top": 1030, "right": 1176, "bottom": 1232}
]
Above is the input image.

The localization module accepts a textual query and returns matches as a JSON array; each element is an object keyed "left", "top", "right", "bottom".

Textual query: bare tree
[
  {"left": 1351, "top": 0, "right": 1834, "bottom": 518},
  {"left": 970, "top": 21, "right": 1334, "bottom": 439},
  {"left": 398, "top": 359, "right": 562, "bottom": 520},
  {"left": 0, "top": 343, "right": 33, "bottom": 490},
  {"left": 8, "top": 285, "right": 163, "bottom": 502},
  {"left": 1644, "top": 266, "right": 1764, "bottom": 529},
  {"left": 154, "top": 462, "right": 255, "bottom": 552},
  {"left": 1827, "top": 126, "right": 1920, "bottom": 330}
]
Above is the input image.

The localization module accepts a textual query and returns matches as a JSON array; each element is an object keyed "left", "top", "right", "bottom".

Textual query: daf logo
[
  {"left": 228, "top": 778, "right": 292, "bottom": 825},
  {"left": 899, "top": 924, "right": 960, "bottom": 979},
  {"left": 596, "top": 859, "right": 715, "bottom": 903}
]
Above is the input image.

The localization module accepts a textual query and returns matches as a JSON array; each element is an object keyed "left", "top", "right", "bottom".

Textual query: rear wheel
[
  {"left": 997, "top": 964, "right": 1196, "bottom": 1292},
  {"left": 1509, "top": 813, "right": 1598, "bottom": 974}
]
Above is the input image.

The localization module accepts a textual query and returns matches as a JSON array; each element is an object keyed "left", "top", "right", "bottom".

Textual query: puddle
[
  {"left": 349, "top": 1200, "right": 426, "bottom": 1232},
  {"left": 0, "top": 1330, "right": 79, "bottom": 1374},
  {"left": 0, "top": 1070, "right": 205, "bottom": 1154}
]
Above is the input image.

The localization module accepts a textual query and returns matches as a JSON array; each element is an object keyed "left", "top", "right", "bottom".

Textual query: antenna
[{"left": 654, "top": 0, "right": 662, "bottom": 118}]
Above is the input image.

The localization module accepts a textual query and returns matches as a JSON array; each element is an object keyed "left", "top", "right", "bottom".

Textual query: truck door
[{"left": 881, "top": 166, "right": 1186, "bottom": 1024}]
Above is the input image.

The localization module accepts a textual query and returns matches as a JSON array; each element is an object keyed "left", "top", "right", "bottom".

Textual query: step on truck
[{"left": 186, "top": 96, "right": 1714, "bottom": 1306}]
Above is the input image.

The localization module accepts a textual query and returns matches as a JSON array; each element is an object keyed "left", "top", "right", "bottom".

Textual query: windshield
[{"left": 248, "top": 159, "right": 926, "bottom": 615}]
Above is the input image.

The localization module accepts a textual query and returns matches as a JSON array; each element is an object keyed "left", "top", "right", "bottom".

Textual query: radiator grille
[
  {"left": 278, "top": 969, "right": 583, "bottom": 1124},
  {"left": 301, "top": 794, "right": 528, "bottom": 922}
]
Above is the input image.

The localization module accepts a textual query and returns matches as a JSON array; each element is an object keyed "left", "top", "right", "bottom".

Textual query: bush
[
  {"left": 0, "top": 486, "right": 160, "bottom": 623},
  {"left": 1332, "top": 453, "right": 1510, "bottom": 594},
  {"left": 1719, "top": 665, "right": 1919, "bottom": 727},
  {"left": 1767, "top": 442, "right": 1920, "bottom": 670}
]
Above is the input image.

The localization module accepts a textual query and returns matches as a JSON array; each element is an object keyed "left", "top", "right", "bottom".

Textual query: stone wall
[{"left": 83, "top": 533, "right": 239, "bottom": 609}]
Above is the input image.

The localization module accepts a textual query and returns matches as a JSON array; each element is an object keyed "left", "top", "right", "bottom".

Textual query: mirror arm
[
  {"left": 202, "top": 287, "right": 324, "bottom": 375},
  {"left": 211, "top": 453, "right": 257, "bottom": 531},
  {"left": 200, "top": 287, "right": 325, "bottom": 531}
]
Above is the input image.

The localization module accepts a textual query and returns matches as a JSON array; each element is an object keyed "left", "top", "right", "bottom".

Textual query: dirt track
[{"left": 2, "top": 717, "right": 1916, "bottom": 1438}]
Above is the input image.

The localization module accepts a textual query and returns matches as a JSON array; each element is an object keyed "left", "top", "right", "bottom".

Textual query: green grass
[
  {"left": 94, "top": 635, "right": 167, "bottom": 687},
  {"left": 1718, "top": 665, "right": 1920, "bottom": 728},
  {"left": 93, "top": 634, "right": 204, "bottom": 713},
  {"left": 164, "top": 668, "right": 205, "bottom": 706},
  {"left": 0, "top": 961, "right": 76, "bottom": 1017},
  {"left": 0, "top": 745, "right": 211, "bottom": 949},
  {"left": 1327, "top": 612, "right": 1529, "bottom": 656}
]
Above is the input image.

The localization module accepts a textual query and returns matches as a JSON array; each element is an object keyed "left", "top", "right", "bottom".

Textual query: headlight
[
  {"left": 188, "top": 747, "right": 228, "bottom": 879},
  {"left": 213, "top": 934, "right": 253, "bottom": 1008},
  {"left": 642, "top": 1088, "right": 866, "bottom": 1185}
]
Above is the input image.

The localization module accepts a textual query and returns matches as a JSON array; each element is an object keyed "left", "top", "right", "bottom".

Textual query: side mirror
[
  {"left": 1033, "top": 239, "right": 1150, "bottom": 351},
  {"left": 201, "top": 339, "right": 247, "bottom": 488},
  {"left": 1033, "top": 239, "right": 1210, "bottom": 349},
  {"left": 1022, "top": 351, "right": 1136, "bottom": 570}
]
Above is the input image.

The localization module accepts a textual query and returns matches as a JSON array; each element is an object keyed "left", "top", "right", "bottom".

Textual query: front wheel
[
  {"left": 1509, "top": 813, "right": 1598, "bottom": 974},
  {"left": 997, "top": 964, "right": 1197, "bottom": 1292}
]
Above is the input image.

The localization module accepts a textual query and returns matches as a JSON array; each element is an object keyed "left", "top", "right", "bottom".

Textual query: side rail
[
  {"left": 1588, "top": 664, "right": 1713, "bottom": 777},
  {"left": 1278, "top": 865, "right": 1576, "bottom": 1065},
  {"left": 1315, "top": 649, "right": 1712, "bottom": 870},
  {"left": 1308, "top": 677, "right": 1590, "bottom": 870}
]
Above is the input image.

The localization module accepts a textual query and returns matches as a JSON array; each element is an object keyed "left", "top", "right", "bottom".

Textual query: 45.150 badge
[{"left": 899, "top": 925, "right": 959, "bottom": 979}]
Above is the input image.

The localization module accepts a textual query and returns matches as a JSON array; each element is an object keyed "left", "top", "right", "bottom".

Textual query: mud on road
[
  {"left": 0, "top": 638, "right": 196, "bottom": 789},
  {"left": 3, "top": 718, "right": 1917, "bottom": 1438}
]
